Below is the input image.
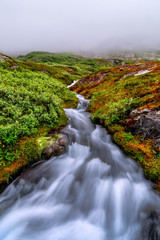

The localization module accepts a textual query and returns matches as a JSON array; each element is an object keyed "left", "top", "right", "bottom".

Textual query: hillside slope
[
  {"left": 0, "top": 53, "right": 79, "bottom": 186},
  {"left": 72, "top": 61, "right": 160, "bottom": 189}
]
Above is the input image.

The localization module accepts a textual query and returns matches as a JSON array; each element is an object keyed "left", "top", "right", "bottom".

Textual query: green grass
[
  {"left": 0, "top": 52, "right": 88, "bottom": 184},
  {"left": 17, "top": 51, "right": 125, "bottom": 80},
  {"left": 0, "top": 67, "right": 78, "bottom": 166}
]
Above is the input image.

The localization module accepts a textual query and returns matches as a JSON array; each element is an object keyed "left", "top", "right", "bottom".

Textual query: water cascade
[{"left": 0, "top": 95, "right": 159, "bottom": 240}]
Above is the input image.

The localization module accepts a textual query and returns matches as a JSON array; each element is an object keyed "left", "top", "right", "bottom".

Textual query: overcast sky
[{"left": 0, "top": 0, "right": 160, "bottom": 55}]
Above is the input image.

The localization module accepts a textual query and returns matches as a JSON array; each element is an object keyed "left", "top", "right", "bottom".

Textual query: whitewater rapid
[{"left": 0, "top": 95, "right": 159, "bottom": 240}]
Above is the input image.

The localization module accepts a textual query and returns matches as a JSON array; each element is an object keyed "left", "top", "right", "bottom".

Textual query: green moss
[{"left": 37, "top": 134, "right": 59, "bottom": 155}]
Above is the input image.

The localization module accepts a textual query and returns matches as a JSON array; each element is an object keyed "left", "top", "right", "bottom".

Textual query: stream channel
[{"left": 0, "top": 95, "right": 160, "bottom": 240}]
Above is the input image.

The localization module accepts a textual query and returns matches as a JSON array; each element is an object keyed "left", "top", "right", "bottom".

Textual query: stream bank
[{"left": 71, "top": 62, "right": 160, "bottom": 190}]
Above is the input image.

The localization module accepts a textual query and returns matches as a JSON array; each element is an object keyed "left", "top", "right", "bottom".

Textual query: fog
[{"left": 0, "top": 0, "right": 160, "bottom": 56}]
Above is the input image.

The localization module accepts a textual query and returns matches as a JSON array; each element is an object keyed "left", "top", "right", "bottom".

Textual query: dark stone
[
  {"left": 129, "top": 110, "right": 160, "bottom": 140},
  {"left": 41, "top": 135, "right": 68, "bottom": 160},
  {"left": 153, "top": 139, "right": 160, "bottom": 148},
  {"left": 130, "top": 108, "right": 151, "bottom": 117},
  {"left": 142, "top": 211, "right": 160, "bottom": 240}
]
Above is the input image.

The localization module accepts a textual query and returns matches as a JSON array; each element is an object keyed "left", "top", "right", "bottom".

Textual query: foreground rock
[
  {"left": 126, "top": 109, "right": 160, "bottom": 147},
  {"left": 142, "top": 211, "right": 160, "bottom": 240},
  {"left": 41, "top": 134, "right": 68, "bottom": 159}
]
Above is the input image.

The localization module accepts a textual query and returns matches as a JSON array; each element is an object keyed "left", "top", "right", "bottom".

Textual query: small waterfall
[{"left": 0, "top": 94, "right": 159, "bottom": 240}]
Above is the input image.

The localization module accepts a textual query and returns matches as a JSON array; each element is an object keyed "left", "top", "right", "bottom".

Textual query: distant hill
[
  {"left": 0, "top": 53, "right": 16, "bottom": 63},
  {"left": 82, "top": 50, "right": 160, "bottom": 61},
  {"left": 17, "top": 51, "right": 86, "bottom": 65}
]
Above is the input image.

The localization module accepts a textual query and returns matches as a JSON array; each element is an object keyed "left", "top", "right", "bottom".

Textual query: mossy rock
[
  {"left": 37, "top": 134, "right": 60, "bottom": 155},
  {"left": 40, "top": 134, "right": 68, "bottom": 159}
]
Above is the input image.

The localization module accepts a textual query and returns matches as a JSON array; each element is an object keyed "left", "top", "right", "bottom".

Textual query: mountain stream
[{"left": 0, "top": 95, "right": 160, "bottom": 240}]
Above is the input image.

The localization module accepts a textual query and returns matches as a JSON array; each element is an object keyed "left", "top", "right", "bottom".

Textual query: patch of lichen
[{"left": 73, "top": 61, "right": 160, "bottom": 189}]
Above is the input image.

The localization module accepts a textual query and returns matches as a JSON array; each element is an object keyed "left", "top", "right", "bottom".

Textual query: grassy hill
[
  {"left": 18, "top": 51, "right": 88, "bottom": 64},
  {"left": 17, "top": 51, "right": 132, "bottom": 84}
]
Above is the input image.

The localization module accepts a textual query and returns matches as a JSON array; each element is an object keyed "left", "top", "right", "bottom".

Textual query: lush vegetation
[
  {"left": 1, "top": 51, "right": 159, "bottom": 190},
  {"left": 18, "top": 51, "right": 103, "bottom": 82},
  {"left": 17, "top": 51, "right": 131, "bottom": 84},
  {"left": 1, "top": 51, "right": 121, "bottom": 185},
  {"left": 18, "top": 51, "right": 92, "bottom": 65},
  {"left": 0, "top": 53, "right": 81, "bottom": 184},
  {"left": 72, "top": 61, "right": 160, "bottom": 189},
  {"left": 0, "top": 68, "right": 76, "bottom": 161}
]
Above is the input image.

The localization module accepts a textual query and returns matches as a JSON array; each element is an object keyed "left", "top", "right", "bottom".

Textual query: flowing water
[{"left": 0, "top": 95, "right": 160, "bottom": 240}]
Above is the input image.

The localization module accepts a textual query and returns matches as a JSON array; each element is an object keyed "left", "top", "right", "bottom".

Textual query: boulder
[
  {"left": 153, "top": 139, "right": 160, "bottom": 148},
  {"left": 41, "top": 135, "right": 68, "bottom": 160},
  {"left": 128, "top": 110, "right": 160, "bottom": 140},
  {"left": 142, "top": 211, "right": 160, "bottom": 240},
  {"left": 130, "top": 108, "right": 151, "bottom": 117}
]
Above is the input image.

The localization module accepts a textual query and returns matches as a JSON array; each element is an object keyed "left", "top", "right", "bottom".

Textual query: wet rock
[
  {"left": 128, "top": 110, "right": 160, "bottom": 140},
  {"left": 153, "top": 139, "right": 160, "bottom": 148},
  {"left": 130, "top": 108, "right": 151, "bottom": 117},
  {"left": 41, "top": 135, "right": 68, "bottom": 159},
  {"left": 142, "top": 211, "right": 160, "bottom": 240}
]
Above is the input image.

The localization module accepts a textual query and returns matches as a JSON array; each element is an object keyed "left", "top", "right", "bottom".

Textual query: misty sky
[{"left": 0, "top": 0, "right": 160, "bottom": 55}]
